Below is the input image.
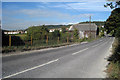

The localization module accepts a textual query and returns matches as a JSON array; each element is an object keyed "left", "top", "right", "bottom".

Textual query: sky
[{"left": 2, "top": 0, "right": 112, "bottom": 30}]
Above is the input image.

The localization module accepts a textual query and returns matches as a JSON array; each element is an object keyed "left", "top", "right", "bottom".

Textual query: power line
[
  {"left": 62, "top": 2, "right": 92, "bottom": 19},
  {"left": 62, "top": 2, "right": 81, "bottom": 14}
]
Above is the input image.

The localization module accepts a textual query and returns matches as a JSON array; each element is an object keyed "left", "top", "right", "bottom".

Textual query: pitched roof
[{"left": 72, "top": 23, "right": 97, "bottom": 31}]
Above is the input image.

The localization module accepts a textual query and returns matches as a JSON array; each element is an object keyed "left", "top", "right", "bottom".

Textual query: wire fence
[{"left": 2, "top": 34, "right": 75, "bottom": 47}]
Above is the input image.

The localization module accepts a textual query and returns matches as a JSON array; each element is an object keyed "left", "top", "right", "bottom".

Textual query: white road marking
[
  {"left": 72, "top": 48, "right": 89, "bottom": 55},
  {"left": 3, "top": 59, "right": 59, "bottom": 79}
]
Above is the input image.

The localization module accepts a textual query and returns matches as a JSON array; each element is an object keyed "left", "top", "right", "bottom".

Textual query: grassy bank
[
  {"left": 2, "top": 42, "right": 71, "bottom": 53},
  {"left": 106, "top": 38, "right": 120, "bottom": 79}
]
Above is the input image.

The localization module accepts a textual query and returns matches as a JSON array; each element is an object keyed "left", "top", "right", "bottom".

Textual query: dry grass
[{"left": 106, "top": 38, "right": 120, "bottom": 79}]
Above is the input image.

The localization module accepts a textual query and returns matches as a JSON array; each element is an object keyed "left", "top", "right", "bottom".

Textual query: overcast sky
[{"left": 2, "top": 0, "right": 112, "bottom": 30}]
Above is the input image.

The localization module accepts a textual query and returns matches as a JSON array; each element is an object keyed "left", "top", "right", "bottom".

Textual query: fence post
[
  {"left": 46, "top": 35, "right": 48, "bottom": 44},
  {"left": 9, "top": 35, "right": 11, "bottom": 47},
  {"left": 31, "top": 35, "right": 32, "bottom": 46},
  {"left": 67, "top": 37, "right": 69, "bottom": 44},
  {"left": 58, "top": 37, "right": 59, "bottom": 43}
]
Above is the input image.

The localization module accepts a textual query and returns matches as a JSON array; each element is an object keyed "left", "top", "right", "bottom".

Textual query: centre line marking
[
  {"left": 3, "top": 59, "right": 59, "bottom": 79},
  {"left": 72, "top": 48, "right": 89, "bottom": 55}
]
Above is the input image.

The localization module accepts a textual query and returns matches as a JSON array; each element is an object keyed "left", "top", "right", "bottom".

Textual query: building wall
[
  {"left": 79, "top": 31, "right": 84, "bottom": 39},
  {"left": 84, "top": 31, "right": 96, "bottom": 38},
  {"left": 69, "top": 25, "right": 97, "bottom": 39}
]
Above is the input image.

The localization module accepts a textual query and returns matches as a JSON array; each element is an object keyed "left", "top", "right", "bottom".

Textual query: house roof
[{"left": 70, "top": 23, "right": 97, "bottom": 31}]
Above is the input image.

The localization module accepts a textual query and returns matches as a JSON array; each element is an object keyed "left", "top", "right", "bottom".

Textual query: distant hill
[{"left": 26, "top": 25, "right": 72, "bottom": 30}]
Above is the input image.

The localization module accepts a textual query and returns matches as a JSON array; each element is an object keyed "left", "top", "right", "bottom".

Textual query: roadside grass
[
  {"left": 2, "top": 36, "right": 100, "bottom": 54},
  {"left": 107, "top": 61, "right": 120, "bottom": 78},
  {"left": 106, "top": 38, "right": 120, "bottom": 79},
  {"left": 2, "top": 42, "right": 73, "bottom": 54}
]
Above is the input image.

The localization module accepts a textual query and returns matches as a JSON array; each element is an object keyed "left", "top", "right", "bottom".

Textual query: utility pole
[{"left": 89, "top": 16, "right": 91, "bottom": 39}]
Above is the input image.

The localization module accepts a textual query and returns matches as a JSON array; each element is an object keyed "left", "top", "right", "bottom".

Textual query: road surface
[{"left": 2, "top": 37, "right": 114, "bottom": 78}]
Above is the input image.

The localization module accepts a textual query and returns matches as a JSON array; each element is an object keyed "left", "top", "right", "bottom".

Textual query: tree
[
  {"left": 53, "top": 30, "right": 60, "bottom": 38},
  {"left": 116, "top": 27, "right": 120, "bottom": 38},
  {"left": 96, "top": 27, "right": 100, "bottom": 35},
  {"left": 104, "top": 0, "right": 120, "bottom": 9},
  {"left": 104, "top": 0, "right": 120, "bottom": 36},
  {"left": 27, "top": 25, "right": 49, "bottom": 40},
  {"left": 104, "top": 8, "right": 120, "bottom": 36},
  {"left": 62, "top": 27, "right": 66, "bottom": 33},
  {"left": 73, "top": 28, "right": 79, "bottom": 39}
]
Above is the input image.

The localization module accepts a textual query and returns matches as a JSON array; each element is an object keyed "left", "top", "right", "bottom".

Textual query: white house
[
  {"left": 49, "top": 28, "right": 62, "bottom": 33},
  {"left": 4, "top": 30, "right": 27, "bottom": 34}
]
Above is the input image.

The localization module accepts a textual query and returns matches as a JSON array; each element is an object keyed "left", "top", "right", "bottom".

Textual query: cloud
[
  {"left": 2, "top": 0, "right": 108, "bottom": 2},
  {"left": 18, "top": 9, "right": 92, "bottom": 19},
  {"left": 2, "top": 8, "right": 93, "bottom": 30},
  {"left": 53, "top": 2, "right": 111, "bottom": 11},
  {"left": 2, "top": 1, "right": 109, "bottom": 30}
]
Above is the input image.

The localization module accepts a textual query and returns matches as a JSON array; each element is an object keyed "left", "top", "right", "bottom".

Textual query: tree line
[{"left": 104, "top": 0, "right": 120, "bottom": 78}]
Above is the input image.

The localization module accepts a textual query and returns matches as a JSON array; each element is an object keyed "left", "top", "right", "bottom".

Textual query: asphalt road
[{"left": 2, "top": 37, "right": 114, "bottom": 78}]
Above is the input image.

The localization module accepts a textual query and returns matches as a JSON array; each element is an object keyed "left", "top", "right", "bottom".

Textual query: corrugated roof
[{"left": 72, "top": 23, "right": 97, "bottom": 31}]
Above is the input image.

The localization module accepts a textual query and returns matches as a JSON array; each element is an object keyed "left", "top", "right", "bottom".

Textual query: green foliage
[
  {"left": 104, "top": 8, "right": 120, "bottom": 36},
  {"left": 27, "top": 25, "right": 49, "bottom": 40},
  {"left": 60, "top": 32, "right": 68, "bottom": 42},
  {"left": 104, "top": 3, "right": 120, "bottom": 78},
  {"left": 42, "top": 25, "right": 71, "bottom": 29},
  {"left": 15, "top": 34, "right": 27, "bottom": 40},
  {"left": 107, "top": 39, "right": 120, "bottom": 79},
  {"left": 73, "top": 28, "right": 79, "bottom": 40},
  {"left": 108, "top": 62, "right": 120, "bottom": 78},
  {"left": 116, "top": 27, "right": 120, "bottom": 38},
  {"left": 104, "top": 1, "right": 120, "bottom": 9},
  {"left": 53, "top": 30, "right": 61, "bottom": 38},
  {"left": 62, "top": 27, "right": 66, "bottom": 33}
]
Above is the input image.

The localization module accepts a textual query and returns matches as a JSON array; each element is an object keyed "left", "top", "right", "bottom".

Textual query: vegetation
[
  {"left": 2, "top": 20, "right": 103, "bottom": 53},
  {"left": 106, "top": 38, "right": 120, "bottom": 78},
  {"left": 27, "top": 25, "right": 49, "bottom": 40},
  {"left": 15, "top": 34, "right": 27, "bottom": 40},
  {"left": 104, "top": 0, "right": 120, "bottom": 9},
  {"left": 104, "top": 1, "right": 120, "bottom": 79},
  {"left": 39, "top": 24, "right": 71, "bottom": 29},
  {"left": 2, "top": 25, "right": 90, "bottom": 53},
  {"left": 73, "top": 28, "right": 79, "bottom": 40},
  {"left": 105, "top": 8, "right": 120, "bottom": 36}
]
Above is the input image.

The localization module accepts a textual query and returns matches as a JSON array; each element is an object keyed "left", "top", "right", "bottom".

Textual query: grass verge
[
  {"left": 2, "top": 37, "right": 100, "bottom": 54},
  {"left": 106, "top": 38, "right": 120, "bottom": 79}
]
